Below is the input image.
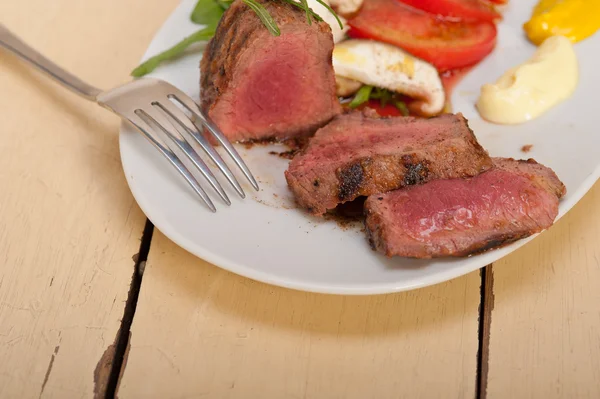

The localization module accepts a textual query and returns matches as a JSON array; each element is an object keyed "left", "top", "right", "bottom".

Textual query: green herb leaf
[
  {"left": 376, "top": 88, "right": 393, "bottom": 107},
  {"left": 394, "top": 100, "right": 409, "bottom": 116},
  {"left": 370, "top": 87, "right": 402, "bottom": 108},
  {"left": 300, "top": 0, "right": 312, "bottom": 25},
  {"left": 311, "top": 11, "right": 323, "bottom": 21},
  {"left": 216, "top": 0, "right": 234, "bottom": 10},
  {"left": 349, "top": 85, "right": 373, "bottom": 108},
  {"left": 281, "top": 0, "right": 322, "bottom": 21},
  {"left": 243, "top": 0, "right": 281, "bottom": 36},
  {"left": 134, "top": 0, "right": 341, "bottom": 77},
  {"left": 131, "top": 27, "right": 215, "bottom": 77},
  {"left": 191, "top": 0, "right": 225, "bottom": 26},
  {"left": 314, "top": 0, "right": 344, "bottom": 29}
]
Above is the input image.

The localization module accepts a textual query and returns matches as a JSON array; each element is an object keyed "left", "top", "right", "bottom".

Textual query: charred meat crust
[
  {"left": 365, "top": 222, "right": 534, "bottom": 259},
  {"left": 336, "top": 155, "right": 431, "bottom": 201},
  {"left": 201, "top": 4, "right": 240, "bottom": 110},
  {"left": 285, "top": 112, "right": 493, "bottom": 216},
  {"left": 402, "top": 155, "right": 430, "bottom": 186},
  {"left": 462, "top": 232, "right": 530, "bottom": 256},
  {"left": 364, "top": 207, "right": 385, "bottom": 252},
  {"left": 338, "top": 162, "right": 365, "bottom": 201}
]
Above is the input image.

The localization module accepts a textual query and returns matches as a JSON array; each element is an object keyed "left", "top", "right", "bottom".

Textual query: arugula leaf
[
  {"left": 394, "top": 101, "right": 409, "bottom": 116},
  {"left": 242, "top": 0, "right": 281, "bottom": 36},
  {"left": 191, "top": 0, "right": 224, "bottom": 26},
  {"left": 132, "top": 0, "right": 344, "bottom": 77},
  {"left": 346, "top": 85, "right": 411, "bottom": 116},
  {"left": 370, "top": 87, "right": 393, "bottom": 107},
  {"left": 131, "top": 27, "right": 215, "bottom": 77},
  {"left": 349, "top": 85, "right": 373, "bottom": 108},
  {"left": 216, "top": 0, "right": 234, "bottom": 10}
]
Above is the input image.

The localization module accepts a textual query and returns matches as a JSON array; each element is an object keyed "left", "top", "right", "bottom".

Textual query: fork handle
[{"left": 0, "top": 24, "right": 102, "bottom": 101}]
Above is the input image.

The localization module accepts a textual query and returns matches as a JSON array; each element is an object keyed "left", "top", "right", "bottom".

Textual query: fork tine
[
  {"left": 136, "top": 109, "right": 231, "bottom": 206},
  {"left": 168, "top": 92, "right": 260, "bottom": 192},
  {"left": 127, "top": 113, "right": 216, "bottom": 212},
  {"left": 155, "top": 100, "right": 246, "bottom": 199}
]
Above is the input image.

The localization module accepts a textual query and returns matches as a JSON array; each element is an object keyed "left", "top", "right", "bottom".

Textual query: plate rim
[{"left": 118, "top": 0, "right": 600, "bottom": 295}]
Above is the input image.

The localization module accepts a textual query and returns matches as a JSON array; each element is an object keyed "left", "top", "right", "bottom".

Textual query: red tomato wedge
[
  {"left": 400, "top": 0, "right": 500, "bottom": 22},
  {"left": 487, "top": 0, "right": 507, "bottom": 4},
  {"left": 356, "top": 100, "right": 405, "bottom": 116},
  {"left": 347, "top": 0, "right": 497, "bottom": 71},
  {"left": 440, "top": 66, "right": 474, "bottom": 96}
]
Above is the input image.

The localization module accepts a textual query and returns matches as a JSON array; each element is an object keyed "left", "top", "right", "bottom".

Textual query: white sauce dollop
[{"left": 476, "top": 35, "right": 578, "bottom": 124}]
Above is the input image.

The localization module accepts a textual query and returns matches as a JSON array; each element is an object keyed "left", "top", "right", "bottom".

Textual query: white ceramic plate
[{"left": 120, "top": 0, "right": 600, "bottom": 294}]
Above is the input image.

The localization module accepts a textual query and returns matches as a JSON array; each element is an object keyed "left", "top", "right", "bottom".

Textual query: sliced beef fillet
[
  {"left": 200, "top": 0, "right": 341, "bottom": 142},
  {"left": 365, "top": 158, "right": 566, "bottom": 259},
  {"left": 285, "top": 112, "right": 492, "bottom": 215}
]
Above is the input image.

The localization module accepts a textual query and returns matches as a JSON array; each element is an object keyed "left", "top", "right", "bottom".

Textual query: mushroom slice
[
  {"left": 332, "top": 39, "right": 445, "bottom": 116},
  {"left": 336, "top": 76, "right": 363, "bottom": 97}
]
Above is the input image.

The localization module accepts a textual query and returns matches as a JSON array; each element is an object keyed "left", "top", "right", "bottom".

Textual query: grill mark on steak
[
  {"left": 402, "top": 154, "right": 430, "bottom": 186},
  {"left": 223, "top": 22, "right": 243, "bottom": 68},
  {"left": 338, "top": 162, "right": 366, "bottom": 200},
  {"left": 285, "top": 112, "right": 493, "bottom": 215}
]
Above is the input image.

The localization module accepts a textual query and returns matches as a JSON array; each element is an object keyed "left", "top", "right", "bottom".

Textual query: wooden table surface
[{"left": 1, "top": 1, "right": 599, "bottom": 398}]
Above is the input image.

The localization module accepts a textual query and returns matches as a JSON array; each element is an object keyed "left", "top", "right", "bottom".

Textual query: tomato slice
[
  {"left": 400, "top": 0, "right": 500, "bottom": 22},
  {"left": 440, "top": 65, "right": 474, "bottom": 96},
  {"left": 346, "top": 100, "right": 401, "bottom": 116},
  {"left": 346, "top": 100, "right": 407, "bottom": 116},
  {"left": 487, "top": 0, "right": 507, "bottom": 4},
  {"left": 367, "top": 100, "right": 405, "bottom": 116},
  {"left": 347, "top": 0, "right": 497, "bottom": 71}
]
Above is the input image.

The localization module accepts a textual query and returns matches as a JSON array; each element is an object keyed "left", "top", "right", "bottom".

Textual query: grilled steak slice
[
  {"left": 364, "top": 158, "right": 566, "bottom": 259},
  {"left": 285, "top": 112, "right": 492, "bottom": 215},
  {"left": 200, "top": 0, "right": 341, "bottom": 142}
]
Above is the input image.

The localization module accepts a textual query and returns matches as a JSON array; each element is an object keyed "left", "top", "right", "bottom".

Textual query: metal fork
[{"left": 0, "top": 24, "right": 259, "bottom": 212}]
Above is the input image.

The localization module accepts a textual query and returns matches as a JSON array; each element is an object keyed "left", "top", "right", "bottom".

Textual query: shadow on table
[{"left": 148, "top": 233, "right": 481, "bottom": 339}]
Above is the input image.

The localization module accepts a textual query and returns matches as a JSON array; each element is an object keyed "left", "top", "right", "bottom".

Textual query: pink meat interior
[
  {"left": 294, "top": 114, "right": 467, "bottom": 169},
  {"left": 210, "top": 29, "right": 340, "bottom": 142},
  {"left": 380, "top": 169, "right": 558, "bottom": 242}
]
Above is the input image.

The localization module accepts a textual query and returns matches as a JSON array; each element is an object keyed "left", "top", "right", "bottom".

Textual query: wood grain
[
  {"left": 486, "top": 181, "right": 600, "bottom": 398},
  {"left": 118, "top": 231, "right": 481, "bottom": 399},
  {"left": 0, "top": 0, "right": 178, "bottom": 397}
]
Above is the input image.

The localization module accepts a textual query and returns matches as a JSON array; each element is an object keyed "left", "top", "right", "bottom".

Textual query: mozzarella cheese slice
[
  {"left": 305, "top": 0, "right": 348, "bottom": 43},
  {"left": 333, "top": 40, "right": 445, "bottom": 116}
]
